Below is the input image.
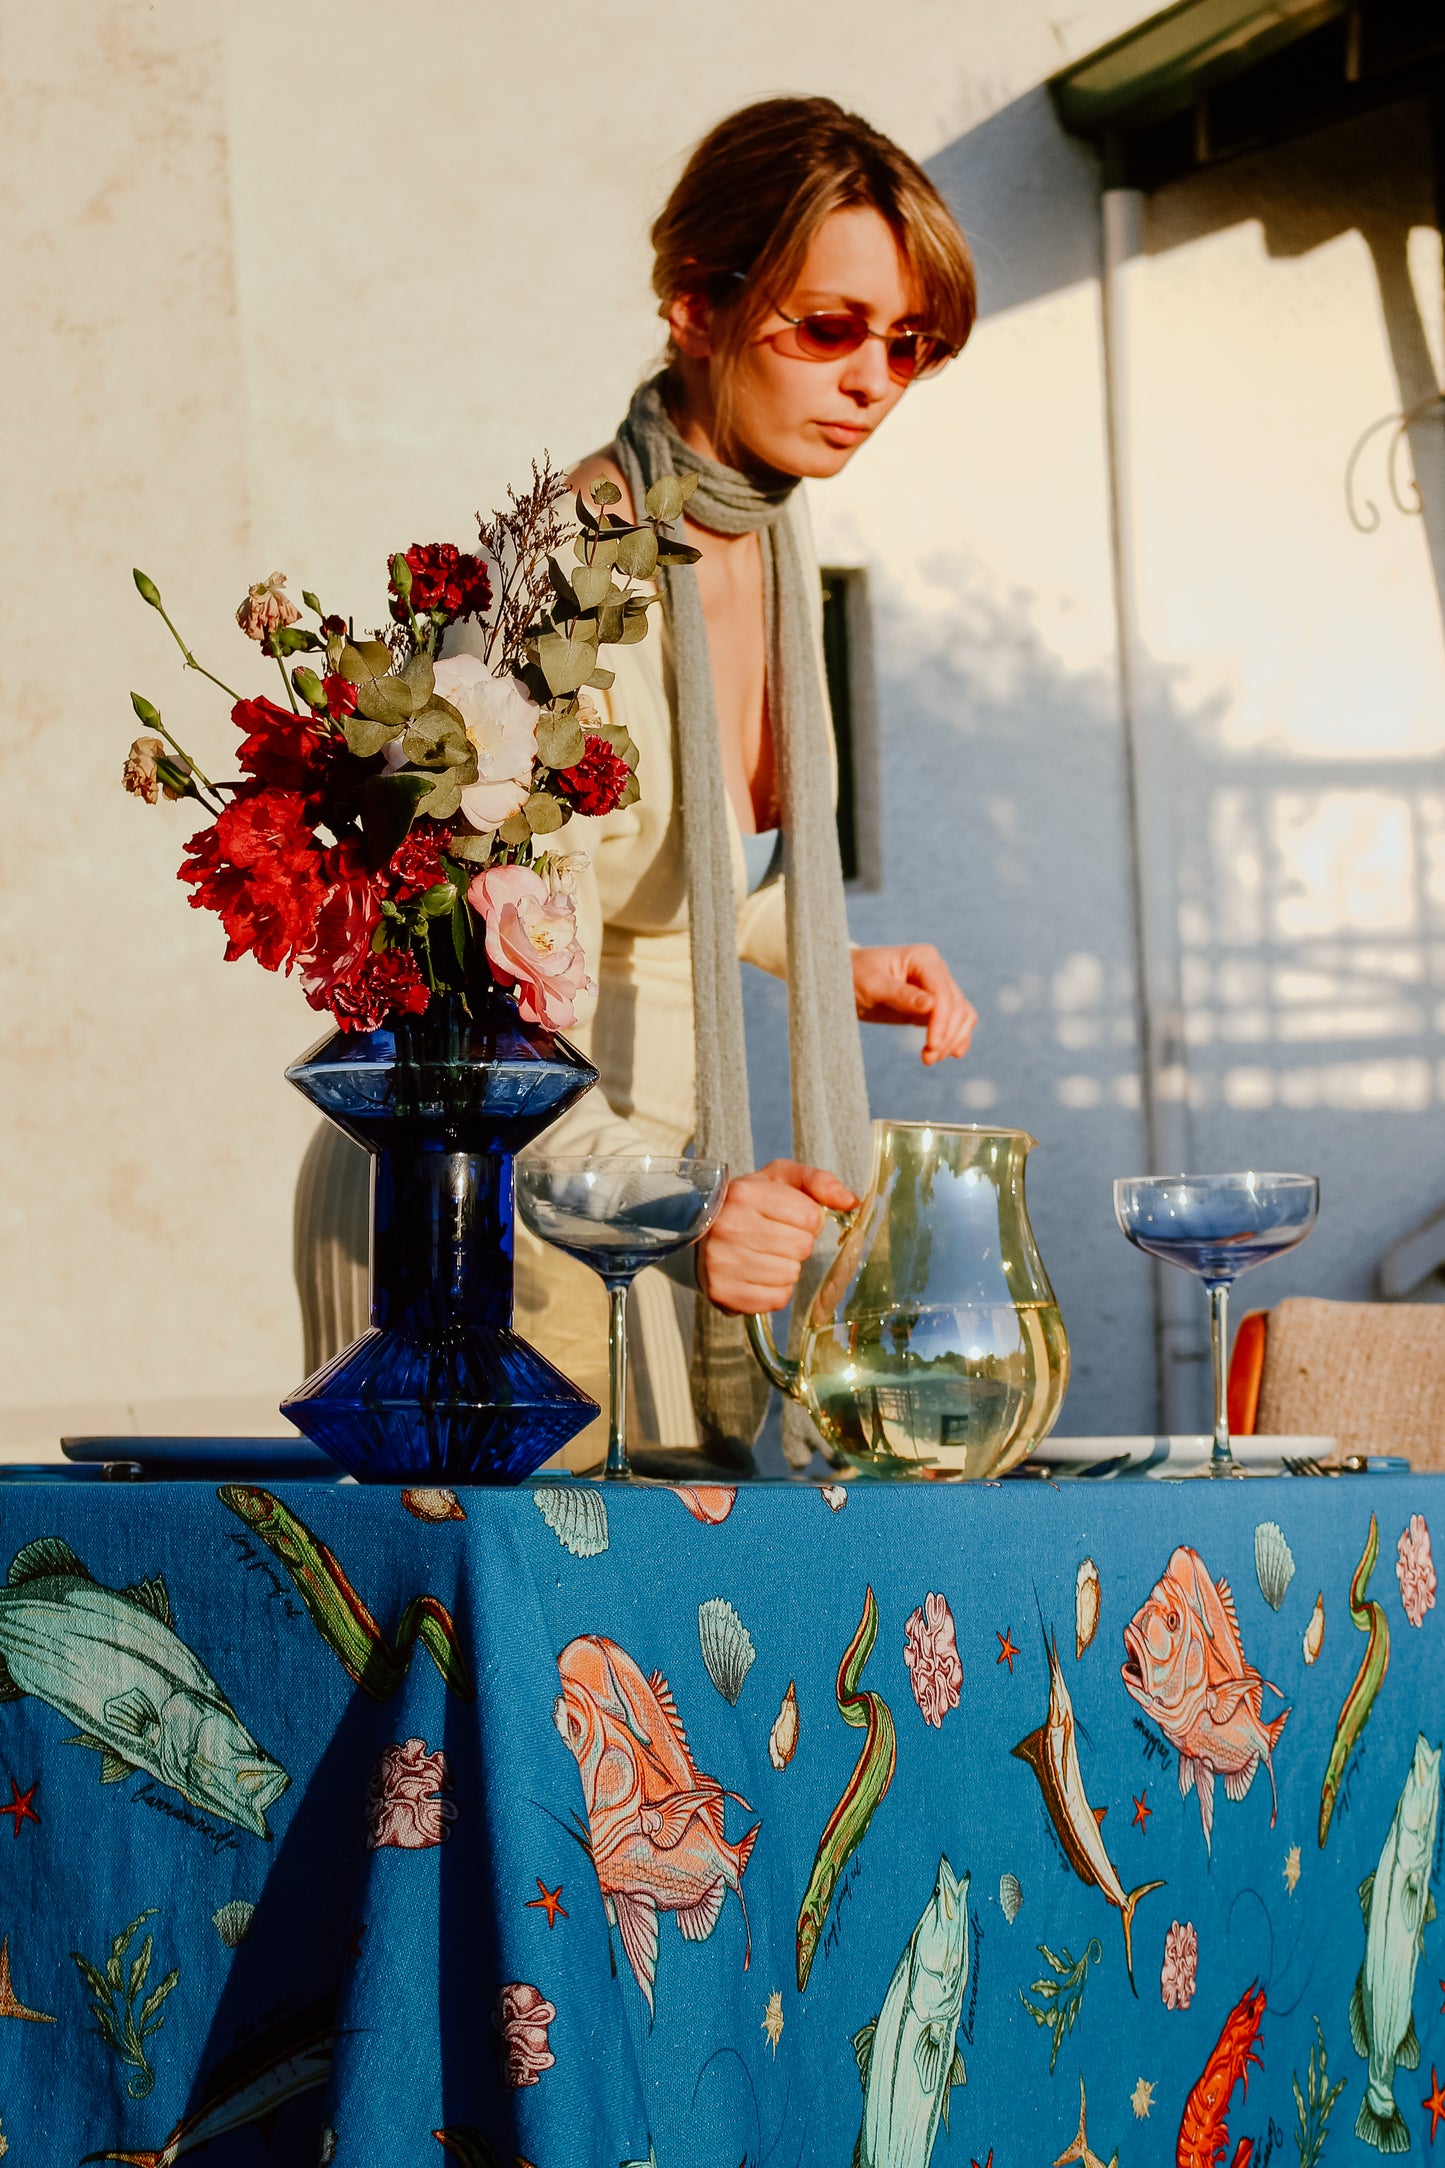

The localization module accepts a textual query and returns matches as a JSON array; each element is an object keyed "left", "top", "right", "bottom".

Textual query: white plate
[{"left": 1031, "top": 1434, "right": 1338, "bottom": 1472}]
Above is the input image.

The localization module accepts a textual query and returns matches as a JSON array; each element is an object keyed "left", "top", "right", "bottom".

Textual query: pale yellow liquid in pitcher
[{"left": 801, "top": 1300, "right": 1070, "bottom": 1480}]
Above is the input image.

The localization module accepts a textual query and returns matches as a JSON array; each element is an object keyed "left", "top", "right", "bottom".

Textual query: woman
[{"left": 295, "top": 96, "right": 979, "bottom": 1468}]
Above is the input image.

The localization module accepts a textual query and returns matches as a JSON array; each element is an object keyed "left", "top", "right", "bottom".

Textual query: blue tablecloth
[{"left": 0, "top": 1470, "right": 1441, "bottom": 2165}]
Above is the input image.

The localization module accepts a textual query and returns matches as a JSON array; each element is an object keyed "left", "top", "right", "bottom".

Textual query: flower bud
[
  {"left": 130, "top": 690, "right": 162, "bottom": 728},
  {"left": 292, "top": 667, "right": 327, "bottom": 710},
  {"left": 132, "top": 569, "right": 163, "bottom": 609},
  {"left": 391, "top": 552, "right": 413, "bottom": 599}
]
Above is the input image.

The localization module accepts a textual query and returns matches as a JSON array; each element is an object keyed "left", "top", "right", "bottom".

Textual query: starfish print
[
  {"left": 1, "top": 1781, "right": 37, "bottom": 1839},
  {"left": 1426, "top": 2066, "right": 1445, "bottom": 2144},
  {"left": 1054, "top": 2075, "right": 1119, "bottom": 2168},
  {"left": 996, "top": 1627, "right": 1019, "bottom": 1672},
  {"left": 1132, "top": 1789, "right": 1151, "bottom": 1831},
  {"left": 1283, "top": 1844, "right": 1301, "bottom": 1894},
  {"left": 971, "top": 2154, "right": 994, "bottom": 2168},
  {"left": 526, "top": 1880, "right": 567, "bottom": 1929},
  {"left": 1130, "top": 2076, "right": 1154, "bottom": 2119},
  {"left": 344, "top": 1920, "right": 367, "bottom": 1964},
  {"left": 0, "top": 1935, "right": 55, "bottom": 2024},
  {"left": 760, "top": 1989, "right": 784, "bottom": 2056}
]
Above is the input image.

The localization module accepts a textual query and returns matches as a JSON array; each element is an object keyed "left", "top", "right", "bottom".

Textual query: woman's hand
[
  {"left": 851, "top": 944, "right": 976, "bottom": 1065},
  {"left": 698, "top": 1159, "right": 858, "bottom": 1316}
]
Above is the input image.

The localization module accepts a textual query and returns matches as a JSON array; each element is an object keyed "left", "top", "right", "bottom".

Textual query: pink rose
[
  {"left": 1160, "top": 1919, "right": 1198, "bottom": 2010},
  {"left": 903, "top": 1592, "right": 962, "bottom": 1728},
  {"left": 493, "top": 1981, "right": 556, "bottom": 2088},
  {"left": 365, "top": 1738, "right": 458, "bottom": 1850},
  {"left": 1397, "top": 1514, "right": 1437, "bottom": 1628},
  {"left": 236, "top": 571, "right": 301, "bottom": 643},
  {"left": 432, "top": 655, "right": 538, "bottom": 830},
  {"left": 469, "top": 863, "right": 594, "bottom": 1031}
]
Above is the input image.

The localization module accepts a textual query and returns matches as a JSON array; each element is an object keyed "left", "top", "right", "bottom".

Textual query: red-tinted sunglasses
[{"left": 769, "top": 306, "right": 955, "bottom": 384}]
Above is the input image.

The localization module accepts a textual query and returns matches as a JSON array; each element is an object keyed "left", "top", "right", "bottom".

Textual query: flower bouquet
[{"left": 125, "top": 460, "right": 701, "bottom": 1483}]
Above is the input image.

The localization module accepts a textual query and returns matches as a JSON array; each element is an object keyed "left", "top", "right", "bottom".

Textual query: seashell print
[
  {"left": 1302, "top": 1590, "right": 1325, "bottom": 1665},
  {"left": 1075, "top": 1558, "right": 1100, "bottom": 1658},
  {"left": 1253, "top": 1520, "right": 1295, "bottom": 1610},
  {"left": 999, "top": 1872, "right": 1023, "bottom": 1924},
  {"left": 533, "top": 1482, "right": 608, "bottom": 1559},
  {"left": 672, "top": 1485, "right": 736, "bottom": 1526},
  {"left": 401, "top": 1487, "right": 466, "bottom": 1522},
  {"left": 769, "top": 1680, "right": 799, "bottom": 1770},
  {"left": 698, "top": 1597, "right": 756, "bottom": 1705},
  {"left": 211, "top": 1899, "right": 255, "bottom": 1947},
  {"left": 821, "top": 1485, "right": 848, "bottom": 1512}
]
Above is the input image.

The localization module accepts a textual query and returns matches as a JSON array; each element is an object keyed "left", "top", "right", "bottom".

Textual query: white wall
[{"left": 2, "top": 0, "right": 1440, "bottom": 1442}]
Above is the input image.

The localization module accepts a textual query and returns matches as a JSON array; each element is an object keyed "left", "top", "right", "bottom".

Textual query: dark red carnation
[
  {"left": 298, "top": 838, "right": 383, "bottom": 1013},
  {"left": 232, "top": 695, "right": 344, "bottom": 797},
  {"left": 325, "top": 949, "right": 430, "bottom": 1032},
  {"left": 389, "top": 543, "right": 492, "bottom": 626},
  {"left": 179, "top": 787, "right": 327, "bottom": 972},
  {"left": 322, "top": 673, "right": 359, "bottom": 718},
  {"left": 386, "top": 824, "right": 453, "bottom": 903},
  {"left": 555, "top": 735, "right": 632, "bottom": 818}
]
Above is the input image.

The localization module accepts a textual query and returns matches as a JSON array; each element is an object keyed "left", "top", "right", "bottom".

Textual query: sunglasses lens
[
  {"left": 887, "top": 334, "right": 950, "bottom": 383},
  {"left": 792, "top": 313, "right": 867, "bottom": 359}
]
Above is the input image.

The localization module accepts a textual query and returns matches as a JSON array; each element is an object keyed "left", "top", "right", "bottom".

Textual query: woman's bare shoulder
[{"left": 567, "top": 447, "right": 634, "bottom": 523}]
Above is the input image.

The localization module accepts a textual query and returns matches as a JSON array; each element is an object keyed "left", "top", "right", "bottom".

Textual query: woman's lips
[{"left": 817, "top": 420, "right": 870, "bottom": 443}]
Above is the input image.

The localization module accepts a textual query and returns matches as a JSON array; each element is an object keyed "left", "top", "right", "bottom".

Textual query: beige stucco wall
[{"left": 2, "top": 0, "right": 1442, "bottom": 1441}]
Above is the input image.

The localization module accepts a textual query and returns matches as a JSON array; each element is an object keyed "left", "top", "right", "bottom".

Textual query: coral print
[
  {"left": 366, "top": 1740, "right": 458, "bottom": 1851},
  {"left": 1160, "top": 1919, "right": 1199, "bottom": 2010},
  {"left": 493, "top": 1982, "right": 556, "bottom": 2089},
  {"left": 903, "top": 1593, "right": 963, "bottom": 1728},
  {"left": 1396, "top": 1514, "right": 1436, "bottom": 1628}
]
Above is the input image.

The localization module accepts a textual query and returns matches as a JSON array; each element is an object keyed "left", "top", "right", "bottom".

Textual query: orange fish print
[
  {"left": 1122, "top": 1547, "right": 1289, "bottom": 1854},
  {"left": 553, "top": 1634, "right": 759, "bottom": 2012}
]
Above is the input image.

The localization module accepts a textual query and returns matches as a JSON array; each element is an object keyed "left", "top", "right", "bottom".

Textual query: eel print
[
  {"left": 796, "top": 1585, "right": 897, "bottom": 1991},
  {"left": 1319, "top": 1514, "right": 1390, "bottom": 1849},
  {"left": 219, "top": 1488, "right": 473, "bottom": 1703}
]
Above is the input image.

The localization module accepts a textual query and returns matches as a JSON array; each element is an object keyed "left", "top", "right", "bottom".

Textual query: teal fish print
[
  {"left": 82, "top": 1991, "right": 335, "bottom": 2164},
  {"left": 852, "top": 1857, "right": 969, "bottom": 2168},
  {"left": 1350, "top": 1732, "right": 1441, "bottom": 2152},
  {"left": 0, "top": 1537, "right": 288, "bottom": 1838}
]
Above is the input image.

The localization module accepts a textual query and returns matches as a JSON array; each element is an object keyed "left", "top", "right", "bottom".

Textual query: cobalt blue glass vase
[{"left": 280, "top": 978, "right": 600, "bottom": 1483}]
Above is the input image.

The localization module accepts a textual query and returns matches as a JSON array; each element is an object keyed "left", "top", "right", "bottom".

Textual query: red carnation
[
  {"left": 326, "top": 949, "right": 430, "bottom": 1032},
  {"left": 322, "top": 673, "right": 359, "bottom": 718},
  {"left": 389, "top": 543, "right": 492, "bottom": 626},
  {"left": 298, "top": 839, "right": 383, "bottom": 1012},
  {"left": 232, "top": 695, "right": 343, "bottom": 797},
  {"left": 179, "top": 787, "right": 327, "bottom": 972},
  {"left": 386, "top": 824, "right": 453, "bottom": 903},
  {"left": 555, "top": 736, "right": 632, "bottom": 818}
]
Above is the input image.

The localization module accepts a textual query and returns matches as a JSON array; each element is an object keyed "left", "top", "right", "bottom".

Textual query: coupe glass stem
[
  {"left": 1208, "top": 1281, "right": 1234, "bottom": 1474},
  {"left": 605, "top": 1281, "right": 630, "bottom": 1479}
]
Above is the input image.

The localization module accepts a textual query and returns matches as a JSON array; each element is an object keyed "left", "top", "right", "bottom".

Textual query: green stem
[
  {"left": 271, "top": 645, "right": 300, "bottom": 714},
  {"left": 146, "top": 718, "right": 224, "bottom": 808},
  {"left": 154, "top": 604, "right": 244, "bottom": 703}
]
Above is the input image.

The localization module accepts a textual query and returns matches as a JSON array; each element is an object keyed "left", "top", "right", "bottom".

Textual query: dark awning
[{"left": 1049, "top": 0, "right": 1445, "bottom": 187}]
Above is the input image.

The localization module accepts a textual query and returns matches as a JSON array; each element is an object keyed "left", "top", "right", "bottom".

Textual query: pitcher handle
[{"left": 745, "top": 1204, "right": 860, "bottom": 1403}]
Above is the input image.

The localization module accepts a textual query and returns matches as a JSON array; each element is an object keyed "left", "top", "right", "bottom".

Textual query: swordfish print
[
  {"left": 0, "top": 1536, "right": 287, "bottom": 1838},
  {"left": 1012, "top": 1633, "right": 1163, "bottom": 1992}
]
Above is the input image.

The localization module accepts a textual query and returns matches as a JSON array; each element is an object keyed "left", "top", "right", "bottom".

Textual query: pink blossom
[
  {"left": 469, "top": 863, "right": 594, "bottom": 1031},
  {"left": 1397, "top": 1514, "right": 1437, "bottom": 1628},
  {"left": 493, "top": 1981, "right": 556, "bottom": 2088},
  {"left": 1160, "top": 1920, "right": 1198, "bottom": 2010},
  {"left": 365, "top": 1738, "right": 458, "bottom": 1850},
  {"left": 236, "top": 571, "right": 301, "bottom": 643},
  {"left": 902, "top": 1592, "right": 962, "bottom": 1728}
]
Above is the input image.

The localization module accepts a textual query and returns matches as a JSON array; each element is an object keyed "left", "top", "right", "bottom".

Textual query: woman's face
[{"left": 674, "top": 206, "right": 930, "bottom": 480}]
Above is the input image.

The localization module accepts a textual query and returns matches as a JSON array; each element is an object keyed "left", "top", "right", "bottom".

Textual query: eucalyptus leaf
[
  {"left": 677, "top": 469, "right": 700, "bottom": 503},
  {"left": 594, "top": 604, "right": 626, "bottom": 645},
  {"left": 535, "top": 710, "right": 586, "bottom": 769},
  {"left": 618, "top": 772, "right": 641, "bottom": 808},
  {"left": 617, "top": 602, "right": 653, "bottom": 645},
  {"left": 654, "top": 538, "right": 703, "bottom": 566},
  {"left": 585, "top": 666, "right": 616, "bottom": 691},
  {"left": 574, "top": 534, "right": 620, "bottom": 571},
  {"left": 416, "top": 773, "right": 464, "bottom": 820},
  {"left": 590, "top": 476, "right": 622, "bottom": 506},
  {"left": 401, "top": 650, "right": 435, "bottom": 704},
  {"left": 498, "top": 810, "right": 532, "bottom": 846},
  {"left": 524, "top": 790, "right": 566, "bottom": 834},
  {"left": 343, "top": 714, "right": 405, "bottom": 760},
  {"left": 615, "top": 527, "right": 658, "bottom": 581},
  {"left": 536, "top": 631, "right": 599, "bottom": 696},
  {"left": 355, "top": 674, "right": 415, "bottom": 728},
  {"left": 571, "top": 562, "right": 616, "bottom": 611},
  {"left": 446, "top": 831, "right": 495, "bottom": 864},
  {"left": 644, "top": 475, "right": 685, "bottom": 524},
  {"left": 403, "top": 708, "right": 471, "bottom": 769},
  {"left": 547, "top": 557, "right": 578, "bottom": 610}
]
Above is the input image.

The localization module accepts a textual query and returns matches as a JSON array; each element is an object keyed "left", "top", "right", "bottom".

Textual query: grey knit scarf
[{"left": 614, "top": 375, "right": 872, "bottom": 1464}]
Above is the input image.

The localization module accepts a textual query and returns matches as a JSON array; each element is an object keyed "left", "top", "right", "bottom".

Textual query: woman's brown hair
[{"left": 651, "top": 97, "right": 976, "bottom": 448}]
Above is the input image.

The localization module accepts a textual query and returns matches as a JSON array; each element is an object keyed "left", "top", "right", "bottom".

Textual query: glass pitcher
[{"left": 746, "top": 1121, "right": 1069, "bottom": 1479}]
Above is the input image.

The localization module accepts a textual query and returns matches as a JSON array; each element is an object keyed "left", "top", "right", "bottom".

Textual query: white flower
[{"left": 432, "top": 654, "right": 538, "bottom": 828}]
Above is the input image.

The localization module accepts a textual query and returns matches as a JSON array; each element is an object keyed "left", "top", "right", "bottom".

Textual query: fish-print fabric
[{"left": 0, "top": 1475, "right": 1441, "bottom": 2166}]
